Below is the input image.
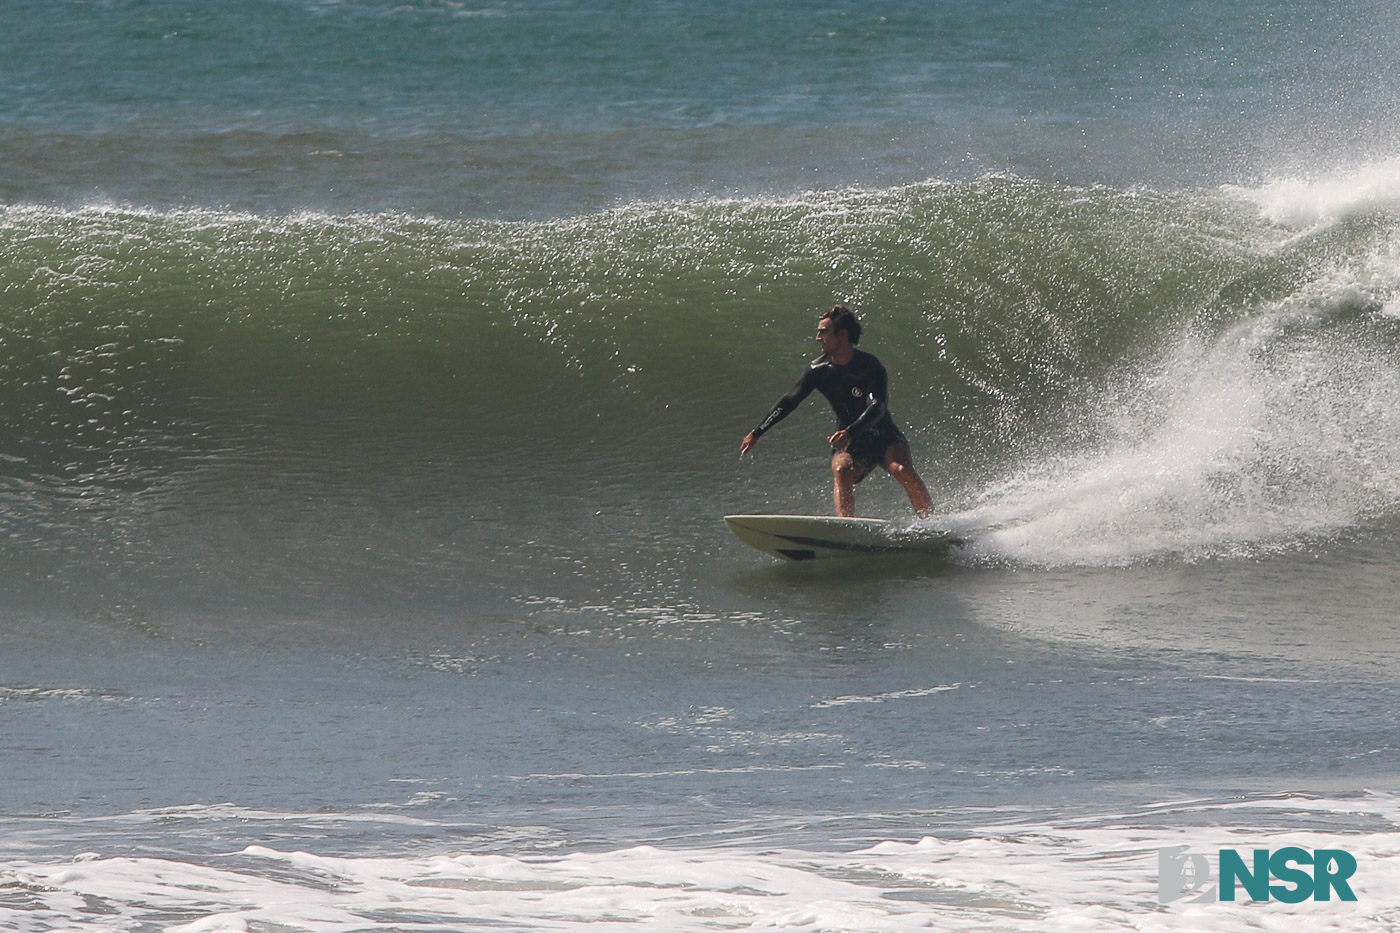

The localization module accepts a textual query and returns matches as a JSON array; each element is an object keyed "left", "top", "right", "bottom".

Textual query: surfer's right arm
[{"left": 740, "top": 368, "right": 817, "bottom": 455}]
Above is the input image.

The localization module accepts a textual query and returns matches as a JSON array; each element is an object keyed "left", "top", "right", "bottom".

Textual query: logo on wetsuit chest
[{"left": 850, "top": 387, "right": 864, "bottom": 398}]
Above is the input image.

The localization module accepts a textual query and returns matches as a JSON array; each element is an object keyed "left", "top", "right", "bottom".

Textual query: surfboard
[{"left": 723, "top": 514, "right": 960, "bottom": 561}]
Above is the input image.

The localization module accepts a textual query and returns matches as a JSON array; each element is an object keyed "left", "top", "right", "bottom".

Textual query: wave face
[{"left": 3, "top": 166, "right": 1400, "bottom": 604}]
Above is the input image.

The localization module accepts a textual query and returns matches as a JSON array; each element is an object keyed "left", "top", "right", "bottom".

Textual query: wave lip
[{"left": 1234, "top": 157, "right": 1400, "bottom": 230}]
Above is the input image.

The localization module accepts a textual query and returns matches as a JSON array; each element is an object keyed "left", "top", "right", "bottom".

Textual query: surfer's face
[{"left": 816, "top": 321, "right": 843, "bottom": 353}]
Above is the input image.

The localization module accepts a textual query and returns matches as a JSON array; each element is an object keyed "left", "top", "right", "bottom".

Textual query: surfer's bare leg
[
  {"left": 883, "top": 442, "right": 934, "bottom": 518},
  {"left": 831, "top": 452, "right": 872, "bottom": 517}
]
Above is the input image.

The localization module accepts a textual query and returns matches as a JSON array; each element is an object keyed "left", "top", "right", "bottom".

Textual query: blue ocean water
[
  {"left": 4, "top": 0, "right": 1397, "bottom": 215},
  {"left": 4, "top": 1, "right": 1400, "bottom": 930}
]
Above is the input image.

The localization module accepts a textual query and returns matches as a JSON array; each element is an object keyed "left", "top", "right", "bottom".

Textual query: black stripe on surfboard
[{"left": 763, "top": 532, "right": 901, "bottom": 553}]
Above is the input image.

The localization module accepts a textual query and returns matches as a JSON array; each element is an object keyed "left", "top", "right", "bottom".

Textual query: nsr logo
[{"left": 1158, "top": 846, "right": 1358, "bottom": 904}]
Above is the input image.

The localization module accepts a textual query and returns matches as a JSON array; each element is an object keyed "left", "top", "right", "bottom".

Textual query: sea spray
[{"left": 940, "top": 166, "right": 1400, "bottom": 565}]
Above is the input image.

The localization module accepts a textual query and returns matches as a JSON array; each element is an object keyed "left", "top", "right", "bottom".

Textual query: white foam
[
  {"left": 5, "top": 794, "right": 1400, "bottom": 932},
  {"left": 942, "top": 258, "right": 1400, "bottom": 567},
  {"left": 1232, "top": 157, "right": 1400, "bottom": 230},
  {"left": 813, "top": 684, "right": 962, "bottom": 708}
]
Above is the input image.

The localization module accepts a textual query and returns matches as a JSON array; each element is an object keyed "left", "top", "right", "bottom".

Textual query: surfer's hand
[
  {"left": 740, "top": 432, "right": 758, "bottom": 456},
  {"left": 828, "top": 429, "right": 850, "bottom": 452}
]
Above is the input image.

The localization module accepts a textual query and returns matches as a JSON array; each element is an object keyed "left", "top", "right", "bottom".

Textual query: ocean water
[{"left": 5, "top": 1, "right": 1400, "bottom": 930}]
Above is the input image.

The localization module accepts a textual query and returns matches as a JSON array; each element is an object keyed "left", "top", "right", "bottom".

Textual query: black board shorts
[{"left": 834, "top": 429, "right": 908, "bottom": 472}]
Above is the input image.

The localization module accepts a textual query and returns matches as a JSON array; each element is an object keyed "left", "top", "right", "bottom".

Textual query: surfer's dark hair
[{"left": 821, "top": 305, "right": 862, "bottom": 344}]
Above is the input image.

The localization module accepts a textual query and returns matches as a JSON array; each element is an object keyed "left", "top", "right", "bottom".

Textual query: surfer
[{"left": 740, "top": 306, "right": 934, "bottom": 518}]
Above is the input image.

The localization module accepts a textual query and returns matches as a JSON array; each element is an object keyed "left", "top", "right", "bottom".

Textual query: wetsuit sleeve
[
  {"left": 843, "top": 360, "right": 889, "bottom": 436},
  {"left": 751, "top": 368, "right": 816, "bottom": 438}
]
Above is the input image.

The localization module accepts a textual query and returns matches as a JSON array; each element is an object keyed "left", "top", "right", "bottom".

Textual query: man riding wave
[{"left": 741, "top": 306, "right": 933, "bottom": 518}]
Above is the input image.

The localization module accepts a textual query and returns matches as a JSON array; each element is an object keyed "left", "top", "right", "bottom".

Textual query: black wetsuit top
[{"left": 750, "top": 348, "right": 906, "bottom": 466}]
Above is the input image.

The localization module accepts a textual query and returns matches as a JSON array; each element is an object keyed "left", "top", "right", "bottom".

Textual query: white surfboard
[{"left": 723, "top": 514, "right": 960, "bottom": 561}]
